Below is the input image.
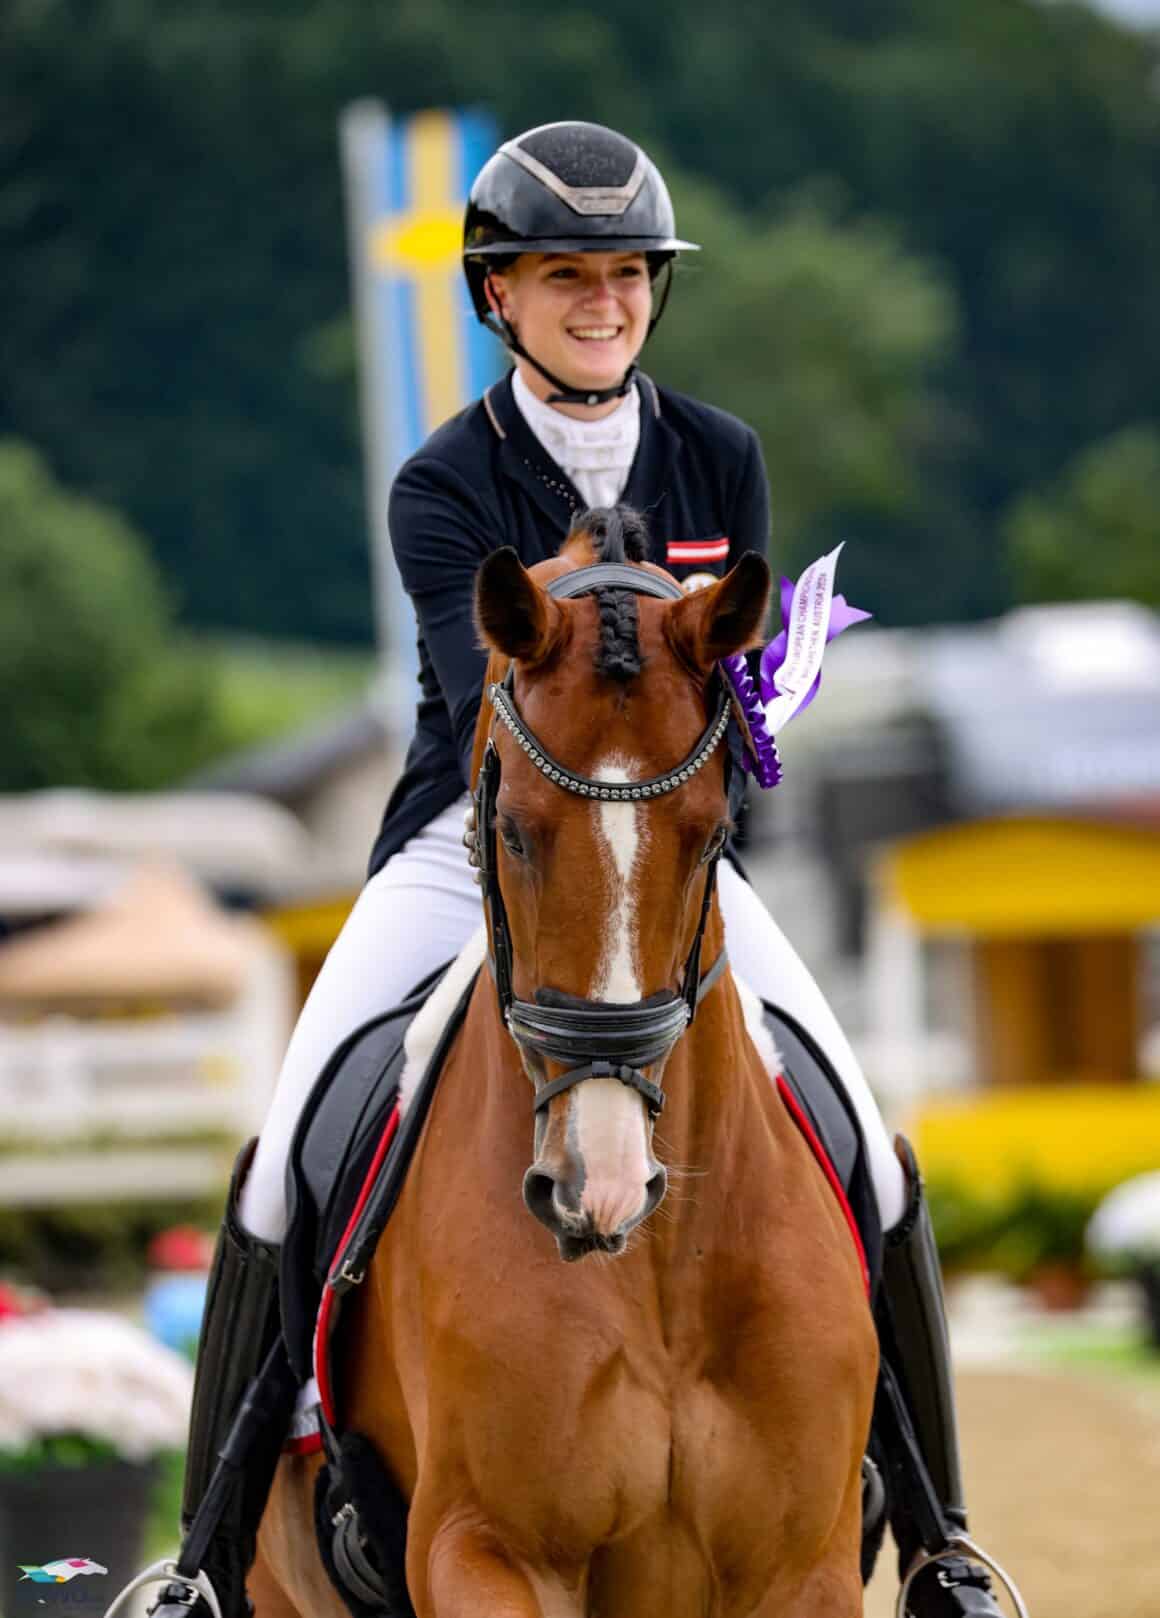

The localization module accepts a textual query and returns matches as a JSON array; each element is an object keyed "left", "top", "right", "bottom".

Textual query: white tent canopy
[
  {"left": 0, "top": 863, "right": 267, "bottom": 1011},
  {"left": 0, "top": 789, "right": 311, "bottom": 896}
]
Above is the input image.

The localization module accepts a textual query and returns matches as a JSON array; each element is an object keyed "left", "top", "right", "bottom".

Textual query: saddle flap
[
  {"left": 762, "top": 1002, "right": 884, "bottom": 1297},
  {"left": 280, "top": 963, "right": 455, "bottom": 1380}
]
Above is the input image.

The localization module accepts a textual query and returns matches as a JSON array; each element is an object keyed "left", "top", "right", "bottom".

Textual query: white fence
[{"left": 0, "top": 951, "right": 293, "bottom": 1205}]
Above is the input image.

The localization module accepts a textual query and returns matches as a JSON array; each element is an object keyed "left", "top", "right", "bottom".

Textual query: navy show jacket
[{"left": 368, "top": 369, "right": 770, "bottom": 877}]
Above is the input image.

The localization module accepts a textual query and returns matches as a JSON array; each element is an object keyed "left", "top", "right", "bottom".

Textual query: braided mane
[{"left": 567, "top": 506, "right": 649, "bottom": 682}]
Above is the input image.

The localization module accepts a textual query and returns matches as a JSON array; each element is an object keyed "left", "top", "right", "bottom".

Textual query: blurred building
[
  {"left": 784, "top": 600, "right": 1160, "bottom": 1106},
  {"left": 0, "top": 796, "right": 300, "bottom": 1207},
  {"left": 188, "top": 702, "right": 395, "bottom": 890},
  {"left": 188, "top": 701, "right": 400, "bottom": 1003}
]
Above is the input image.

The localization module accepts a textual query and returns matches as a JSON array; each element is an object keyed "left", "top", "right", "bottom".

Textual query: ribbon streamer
[{"left": 720, "top": 543, "right": 870, "bottom": 788}]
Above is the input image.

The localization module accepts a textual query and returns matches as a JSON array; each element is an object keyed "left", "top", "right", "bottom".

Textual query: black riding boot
[
  {"left": 150, "top": 1142, "right": 298, "bottom": 1618},
  {"left": 876, "top": 1137, "right": 1020, "bottom": 1618}
]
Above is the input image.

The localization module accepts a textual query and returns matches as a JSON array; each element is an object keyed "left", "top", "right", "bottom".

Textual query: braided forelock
[
  {"left": 566, "top": 506, "right": 649, "bottom": 682},
  {"left": 591, "top": 588, "right": 640, "bottom": 682},
  {"left": 568, "top": 505, "right": 650, "bottom": 565}
]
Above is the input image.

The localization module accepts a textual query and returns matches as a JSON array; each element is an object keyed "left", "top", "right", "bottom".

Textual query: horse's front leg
[
  {"left": 411, "top": 1503, "right": 584, "bottom": 1618},
  {"left": 752, "top": 1504, "right": 866, "bottom": 1618},
  {"left": 250, "top": 1454, "right": 348, "bottom": 1618},
  {"left": 771, "top": 1568, "right": 865, "bottom": 1618}
]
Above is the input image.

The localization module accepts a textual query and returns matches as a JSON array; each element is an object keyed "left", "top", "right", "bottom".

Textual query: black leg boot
[
  {"left": 877, "top": 1137, "right": 1026, "bottom": 1618},
  {"left": 148, "top": 1141, "right": 299, "bottom": 1618}
]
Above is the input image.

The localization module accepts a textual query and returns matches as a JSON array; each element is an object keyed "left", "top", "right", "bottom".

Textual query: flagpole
[{"left": 338, "top": 98, "right": 416, "bottom": 737}]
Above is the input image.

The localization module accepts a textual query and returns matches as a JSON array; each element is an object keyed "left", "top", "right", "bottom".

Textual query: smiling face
[{"left": 485, "top": 251, "right": 653, "bottom": 415}]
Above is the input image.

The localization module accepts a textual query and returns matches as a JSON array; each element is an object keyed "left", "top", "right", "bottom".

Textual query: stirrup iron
[
  {"left": 897, "top": 1534, "right": 1029, "bottom": 1618},
  {"left": 103, "top": 1560, "right": 223, "bottom": 1618}
]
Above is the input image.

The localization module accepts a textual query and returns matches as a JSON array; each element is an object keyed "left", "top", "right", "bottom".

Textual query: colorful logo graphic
[{"left": 18, "top": 1561, "right": 108, "bottom": 1584}]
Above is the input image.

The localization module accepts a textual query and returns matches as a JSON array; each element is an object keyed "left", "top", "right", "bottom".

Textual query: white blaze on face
[
  {"left": 592, "top": 757, "right": 643, "bottom": 1005},
  {"left": 572, "top": 756, "right": 654, "bottom": 1234}
]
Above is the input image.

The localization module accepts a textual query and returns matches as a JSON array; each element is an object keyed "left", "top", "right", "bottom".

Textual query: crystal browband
[{"left": 487, "top": 681, "right": 732, "bottom": 802}]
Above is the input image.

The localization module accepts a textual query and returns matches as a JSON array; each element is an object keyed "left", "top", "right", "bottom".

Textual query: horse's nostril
[
  {"left": 645, "top": 1164, "right": 668, "bottom": 1211},
  {"left": 523, "top": 1166, "right": 584, "bottom": 1231},
  {"left": 522, "top": 1168, "right": 558, "bottom": 1227},
  {"left": 551, "top": 1179, "right": 582, "bottom": 1219}
]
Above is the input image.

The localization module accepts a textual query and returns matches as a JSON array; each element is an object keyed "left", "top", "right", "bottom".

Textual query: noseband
[{"left": 471, "top": 562, "right": 732, "bottom": 1120}]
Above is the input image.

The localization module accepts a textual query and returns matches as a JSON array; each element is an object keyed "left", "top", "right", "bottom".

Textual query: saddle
[
  {"left": 278, "top": 968, "right": 884, "bottom": 1617},
  {"left": 280, "top": 959, "right": 475, "bottom": 1384}
]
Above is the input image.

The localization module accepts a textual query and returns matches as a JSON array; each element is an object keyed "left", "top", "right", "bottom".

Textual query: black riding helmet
[{"left": 463, "top": 121, "right": 699, "bottom": 407}]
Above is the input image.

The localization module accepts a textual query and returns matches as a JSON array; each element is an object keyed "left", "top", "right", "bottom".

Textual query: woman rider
[{"left": 166, "top": 122, "right": 1011, "bottom": 1618}]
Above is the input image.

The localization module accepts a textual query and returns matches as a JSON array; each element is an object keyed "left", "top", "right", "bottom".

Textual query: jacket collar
[{"left": 484, "top": 370, "right": 682, "bottom": 545}]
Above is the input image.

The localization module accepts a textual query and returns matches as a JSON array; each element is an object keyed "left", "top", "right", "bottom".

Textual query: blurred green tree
[
  {"left": 0, "top": 441, "right": 226, "bottom": 789},
  {"left": 650, "top": 179, "right": 965, "bottom": 616},
  {"left": 3, "top": 0, "right": 1158, "bottom": 636},
  {"left": 0, "top": 9, "right": 369, "bottom": 642},
  {"left": 1006, "top": 426, "right": 1160, "bottom": 607}
]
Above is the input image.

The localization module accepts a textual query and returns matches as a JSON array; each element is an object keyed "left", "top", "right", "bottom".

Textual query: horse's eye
[
  {"left": 701, "top": 825, "right": 728, "bottom": 865},
  {"left": 500, "top": 819, "right": 527, "bottom": 859}
]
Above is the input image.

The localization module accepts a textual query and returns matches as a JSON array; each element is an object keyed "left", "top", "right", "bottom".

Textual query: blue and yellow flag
[
  {"left": 341, "top": 102, "right": 501, "bottom": 704},
  {"left": 355, "top": 105, "right": 499, "bottom": 463}
]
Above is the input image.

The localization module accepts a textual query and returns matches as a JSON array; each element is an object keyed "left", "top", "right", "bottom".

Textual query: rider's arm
[
  {"left": 728, "top": 428, "right": 772, "bottom": 567},
  {"left": 725, "top": 428, "right": 773, "bottom": 828},
  {"left": 389, "top": 454, "right": 495, "bottom": 786}
]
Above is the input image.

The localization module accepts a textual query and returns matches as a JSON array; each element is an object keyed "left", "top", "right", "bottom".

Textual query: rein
[{"left": 471, "top": 562, "right": 732, "bottom": 1119}]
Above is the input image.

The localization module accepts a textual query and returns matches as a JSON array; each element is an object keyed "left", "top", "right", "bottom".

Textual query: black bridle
[{"left": 471, "top": 562, "right": 732, "bottom": 1120}]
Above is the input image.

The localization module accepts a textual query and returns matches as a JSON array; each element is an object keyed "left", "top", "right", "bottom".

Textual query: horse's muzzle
[{"left": 522, "top": 1155, "right": 668, "bottom": 1261}]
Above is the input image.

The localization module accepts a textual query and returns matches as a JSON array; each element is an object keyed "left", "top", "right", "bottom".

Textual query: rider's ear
[
  {"left": 484, "top": 269, "right": 511, "bottom": 325},
  {"left": 665, "top": 553, "right": 771, "bottom": 673},
  {"left": 476, "top": 547, "right": 568, "bottom": 665}
]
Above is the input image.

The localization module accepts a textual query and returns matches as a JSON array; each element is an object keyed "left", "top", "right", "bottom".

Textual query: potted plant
[
  {"left": 994, "top": 1183, "right": 1097, "bottom": 1310},
  {"left": 1087, "top": 1170, "right": 1160, "bottom": 1349},
  {"left": 0, "top": 1300, "right": 193, "bottom": 1618}
]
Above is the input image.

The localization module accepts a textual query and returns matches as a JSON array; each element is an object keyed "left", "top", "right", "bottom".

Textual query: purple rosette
[
  {"left": 719, "top": 564, "right": 871, "bottom": 789},
  {"left": 719, "top": 652, "right": 782, "bottom": 788}
]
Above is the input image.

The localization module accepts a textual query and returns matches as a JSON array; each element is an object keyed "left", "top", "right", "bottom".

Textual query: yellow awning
[
  {"left": 882, "top": 816, "right": 1160, "bottom": 934},
  {"left": 263, "top": 893, "right": 355, "bottom": 959},
  {"left": 908, "top": 1082, "right": 1160, "bottom": 1202}
]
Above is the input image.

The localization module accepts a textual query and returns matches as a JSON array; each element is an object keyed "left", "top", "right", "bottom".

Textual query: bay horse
[{"left": 251, "top": 517, "right": 877, "bottom": 1618}]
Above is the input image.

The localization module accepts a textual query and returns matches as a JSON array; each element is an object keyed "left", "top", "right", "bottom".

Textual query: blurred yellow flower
[{"left": 908, "top": 1084, "right": 1160, "bottom": 1204}]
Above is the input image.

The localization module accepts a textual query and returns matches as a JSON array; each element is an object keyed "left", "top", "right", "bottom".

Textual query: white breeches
[{"left": 240, "top": 796, "right": 906, "bottom": 1242}]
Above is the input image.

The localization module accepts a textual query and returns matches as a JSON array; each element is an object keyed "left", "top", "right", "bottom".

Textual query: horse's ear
[
  {"left": 476, "top": 547, "right": 567, "bottom": 664},
  {"left": 665, "top": 553, "right": 771, "bottom": 672}
]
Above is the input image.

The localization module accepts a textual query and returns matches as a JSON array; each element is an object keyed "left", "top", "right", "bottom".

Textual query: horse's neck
[{"left": 663, "top": 970, "right": 774, "bottom": 1153}]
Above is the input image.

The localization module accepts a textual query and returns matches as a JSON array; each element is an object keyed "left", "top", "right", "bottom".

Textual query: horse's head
[{"left": 471, "top": 509, "right": 770, "bottom": 1260}]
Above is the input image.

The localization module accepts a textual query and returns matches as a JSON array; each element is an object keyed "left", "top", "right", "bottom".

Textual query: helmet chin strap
[
  {"left": 482, "top": 260, "right": 673, "bottom": 409},
  {"left": 481, "top": 309, "right": 637, "bottom": 406}
]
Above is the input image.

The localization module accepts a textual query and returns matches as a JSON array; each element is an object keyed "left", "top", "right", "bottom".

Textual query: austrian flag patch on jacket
[{"left": 667, "top": 537, "right": 730, "bottom": 565}]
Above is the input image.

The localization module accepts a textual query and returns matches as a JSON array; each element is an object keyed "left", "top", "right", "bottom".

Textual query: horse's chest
[
  {"left": 460, "top": 1312, "right": 854, "bottom": 1567},
  {"left": 572, "top": 1364, "right": 858, "bottom": 1616},
  {"left": 615, "top": 1359, "right": 832, "bottom": 1525},
  {"left": 388, "top": 1116, "right": 874, "bottom": 1610}
]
